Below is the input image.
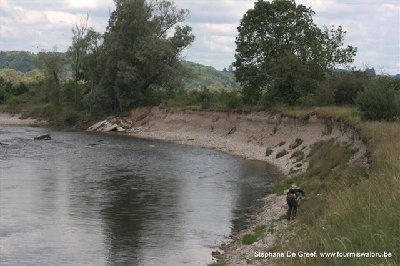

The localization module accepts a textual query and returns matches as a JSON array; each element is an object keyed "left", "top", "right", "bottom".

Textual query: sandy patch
[{"left": 0, "top": 113, "right": 38, "bottom": 126}]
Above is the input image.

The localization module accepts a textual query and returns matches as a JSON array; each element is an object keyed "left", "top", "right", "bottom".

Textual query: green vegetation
[
  {"left": 242, "top": 225, "right": 268, "bottom": 245},
  {"left": 290, "top": 150, "right": 305, "bottom": 162},
  {"left": 265, "top": 147, "right": 273, "bottom": 157},
  {"left": 0, "top": 51, "right": 35, "bottom": 73},
  {"left": 276, "top": 107, "right": 400, "bottom": 265},
  {"left": 1, "top": 0, "right": 399, "bottom": 264},
  {"left": 167, "top": 86, "right": 242, "bottom": 109},
  {"left": 355, "top": 77, "right": 400, "bottom": 121},
  {"left": 182, "top": 61, "right": 239, "bottom": 90},
  {"left": 276, "top": 150, "right": 289, "bottom": 159},
  {"left": 234, "top": 0, "right": 356, "bottom": 105},
  {"left": 0, "top": 0, "right": 196, "bottom": 126},
  {"left": 88, "top": 0, "right": 194, "bottom": 113},
  {"left": 277, "top": 141, "right": 286, "bottom": 147},
  {"left": 289, "top": 138, "right": 303, "bottom": 150},
  {"left": 272, "top": 125, "right": 278, "bottom": 134},
  {"left": 273, "top": 175, "right": 302, "bottom": 195}
]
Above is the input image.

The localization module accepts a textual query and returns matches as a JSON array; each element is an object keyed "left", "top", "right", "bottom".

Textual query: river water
[{"left": 0, "top": 126, "right": 281, "bottom": 266}]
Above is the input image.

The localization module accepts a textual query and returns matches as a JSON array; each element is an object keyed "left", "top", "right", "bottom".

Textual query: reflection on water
[{"left": 0, "top": 126, "right": 281, "bottom": 265}]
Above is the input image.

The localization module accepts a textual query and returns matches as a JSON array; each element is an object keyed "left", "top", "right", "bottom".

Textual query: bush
[
  {"left": 63, "top": 110, "right": 80, "bottom": 126},
  {"left": 355, "top": 77, "right": 400, "bottom": 121},
  {"left": 291, "top": 150, "right": 305, "bottom": 162},
  {"left": 277, "top": 141, "right": 286, "bottom": 147},
  {"left": 265, "top": 148, "right": 273, "bottom": 156},
  {"left": 0, "top": 86, "right": 6, "bottom": 103},
  {"left": 331, "top": 71, "right": 365, "bottom": 105},
  {"left": 241, "top": 225, "right": 267, "bottom": 245},
  {"left": 312, "top": 82, "right": 335, "bottom": 106},
  {"left": 289, "top": 138, "right": 303, "bottom": 149},
  {"left": 276, "top": 150, "right": 289, "bottom": 158}
]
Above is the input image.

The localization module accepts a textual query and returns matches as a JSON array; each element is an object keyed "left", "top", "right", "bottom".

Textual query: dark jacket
[{"left": 288, "top": 187, "right": 305, "bottom": 198}]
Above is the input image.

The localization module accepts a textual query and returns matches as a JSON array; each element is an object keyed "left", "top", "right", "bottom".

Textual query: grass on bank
[
  {"left": 271, "top": 106, "right": 400, "bottom": 266},
  {"left": 242, "top": 225, "right": 268, "bottom": 245}
]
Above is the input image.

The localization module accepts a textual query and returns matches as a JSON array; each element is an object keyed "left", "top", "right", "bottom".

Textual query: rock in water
[{"left": 34, "top": 133, "right": 51, "bottom": 140}]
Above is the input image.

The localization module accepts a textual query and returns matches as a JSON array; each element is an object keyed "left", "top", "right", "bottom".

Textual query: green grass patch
[
  {"left": 277, "top": 141, "right": 286, "bottom": 147},
  {"left": 273, "top": 107, "right": 400, "bottom": 266},
  {"left": 289, "top": 138, "right": 303, "bottom": 149},
  {"left": 276, "top": 149, "right": 289, "bottom": 158},
  {"left": 241, "top": 225, "right": 268, "bottom": 245},
  {"left": 290, "top": 150, "right": 305, "bottom": 162},
  {"left": 273, "top": 176, "right": 302, "bottom": 194},
  {"left": 265, "top": 147, "right": 273, "bottom": 156},
  {"left": 272, "top": 125, "right": 278, "bottom": 134},
  {"left": 306, "top": 139, "right": 356, "bottom": 179}
]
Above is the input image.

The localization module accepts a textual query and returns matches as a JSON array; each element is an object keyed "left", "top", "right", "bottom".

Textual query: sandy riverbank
[
  {"left": 0, "top": 113, "right": 38, "bottom": 126},
  {"left": 86, "top": 107, "right": 368, "bottom": 265}
]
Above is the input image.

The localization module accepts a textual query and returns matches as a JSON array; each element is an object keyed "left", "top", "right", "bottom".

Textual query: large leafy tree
[
  {"left": 94, "top": 0, "right": 194, "bottom": 112},
  {"left": 36, "top": 48, "right": 63, "bottom": 106},
  {"left": 234, "top": 0, "right": 357, "bottom": 105}
]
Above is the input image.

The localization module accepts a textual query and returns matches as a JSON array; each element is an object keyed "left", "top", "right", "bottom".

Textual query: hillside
[
  {"left": 182, "top": 61, "right": 239, "bottom": 90},
  {"left": 0, "top": 51, "right": 239, "bottom": 90}
]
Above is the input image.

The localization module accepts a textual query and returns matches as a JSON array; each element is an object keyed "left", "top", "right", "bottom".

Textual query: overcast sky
[{"left": 0, "top": 0, "right": 399, "bottom": 74}]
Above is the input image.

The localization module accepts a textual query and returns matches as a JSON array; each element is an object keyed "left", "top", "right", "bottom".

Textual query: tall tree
[
  {"left": 234, "top": 0, "right": 357, "bottom": 104},
  {"left": 80, "top": 30, "right": 103, "bottom": 112},
  {"left": 68, "top": 14, "right": 89, "bottom": 82},
  {"left": 36, "top": 48, "right": 62, "bottom": 106},
  {"left": 94, "top": 0, "right": 194, "bottom": 112},
  {"left": 67, "top": 14, "right": 94, "bottom": 107}
]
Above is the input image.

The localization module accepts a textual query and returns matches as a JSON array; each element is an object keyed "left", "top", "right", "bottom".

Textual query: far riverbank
[{"left": 0, "top": 113, "right": 39, "bottom": 126}]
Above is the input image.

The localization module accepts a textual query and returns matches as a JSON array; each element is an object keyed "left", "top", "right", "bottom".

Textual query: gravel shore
[{"left": 0, "top": 113, "right": 38, "bottom": 125}]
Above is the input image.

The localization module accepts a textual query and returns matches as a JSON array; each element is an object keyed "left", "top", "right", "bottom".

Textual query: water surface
[{"left": 0, "top": 126, "right": 281, "bottom": 265}]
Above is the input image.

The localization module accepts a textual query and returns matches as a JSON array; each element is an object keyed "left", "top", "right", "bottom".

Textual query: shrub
[
  {"left": 289, "top": 138, "right": 303, "bottom": 149},
  {"left": 277, "top": 141, "right": 286, "bottom": 147},
  {"left": 265, "top": 148, "right": 273, "bottom": 157},
  {"left": 272, "top": 125, "right": 278, "bottom": 134},
  {"left": 331, "top": 71, "right": 365, "bottom": 105},
  {"left": 312, "top": 82, "right": 335, "bottom": 106},
  {"left": 241, "top": 233, "right": 257, "bottom": 245},
  {"left": 291, "top": 150, "right": 305, "bottom": 162},
  {"left": 241, "top": 225, "right": 267, "bottom": 245},
  {"left": 276, "top": 150, "right": 289, "bottom": 158},
  {"left": 63, "top": 110, "right": 80, "bottom": 126},
  {"left": 355, "top": 77, "right": 400, "bottom": 121}
]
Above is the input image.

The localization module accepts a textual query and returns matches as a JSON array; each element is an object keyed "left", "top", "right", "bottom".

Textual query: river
[{"left": 0, "top": 125, "right": 281, "bottom": 266}]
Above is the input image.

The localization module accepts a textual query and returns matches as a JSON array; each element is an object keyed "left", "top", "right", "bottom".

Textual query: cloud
[{"left": 0, "top": 0, "right": 398, "bottom": 74}]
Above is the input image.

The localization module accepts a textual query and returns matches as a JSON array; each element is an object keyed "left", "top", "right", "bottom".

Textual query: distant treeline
[
  {"left": 0, "top": 51, "right": 238, "bottom": 89},
  {"left": 1, "top": 0, "right": 399, "bottom": 125},
  {"left": 0, "top": 51, "right": 36, "bottom": 73}
]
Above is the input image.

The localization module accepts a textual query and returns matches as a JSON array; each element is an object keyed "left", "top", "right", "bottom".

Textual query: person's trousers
[{"left": 286, "top": 197, "right": 298, "bottom": 220}]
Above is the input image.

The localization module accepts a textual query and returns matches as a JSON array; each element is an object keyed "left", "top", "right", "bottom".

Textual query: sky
[{"left": 0, "top": 0, "right": 399, "bottom": 74}]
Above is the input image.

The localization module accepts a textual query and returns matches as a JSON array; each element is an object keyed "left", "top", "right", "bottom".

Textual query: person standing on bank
[{"left": 286, "top": 185, "right": 305, "bottom": 221}]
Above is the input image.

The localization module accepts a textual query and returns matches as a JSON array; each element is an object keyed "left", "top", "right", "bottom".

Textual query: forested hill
[
  {"left": 0, "top": 51, "right": 238, "bottom": 90},
  {"left": 0, "top": 51, "right": 36, "bottom": 73},
  {"left": 182, "top": 61, "right": 239, "bottom": 90}
]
